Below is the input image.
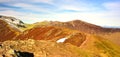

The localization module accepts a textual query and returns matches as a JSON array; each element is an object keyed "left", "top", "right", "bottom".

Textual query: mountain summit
[{"left": 0, "top": 15, "right": 26, "bottom": 31}]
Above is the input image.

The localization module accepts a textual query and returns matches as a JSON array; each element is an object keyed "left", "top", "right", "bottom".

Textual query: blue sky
[{"left": 0, "top": 0, "right": 120, "bottom": 27}]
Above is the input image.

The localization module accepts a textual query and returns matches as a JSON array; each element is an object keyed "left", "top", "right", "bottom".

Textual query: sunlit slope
[
  {"left": 32, "top": 20, "right": 120, "bottom": 46},
  {"left": 99, "top": 32, "right": 120, "bottom": 45},
  {"left": 2, "top": 33, "right": 120, "bottom": 57},
  {"left": 80, "top": 35, "right": 120, "bottom": 57},
  {"left": 20, "top": 24, "right": 35, "bottom": 31},
  {"left": 20, "top": 21, "right": 50, "bottom": 31},
  {"left": 16, "top": 26, "right": 86, "bottom": 46},
  {"left": 16, "top": 26, "right": 120, "bottom": 57}
]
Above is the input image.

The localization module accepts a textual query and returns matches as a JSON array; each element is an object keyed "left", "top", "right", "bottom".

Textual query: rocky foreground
[{"left": 0, "top": 39, "right": 92, "bottom": 57}]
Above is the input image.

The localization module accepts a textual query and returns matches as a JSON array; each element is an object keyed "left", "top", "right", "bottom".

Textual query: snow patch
[{"left": 56, "top": 38, "right": 67, "bottom": 43}]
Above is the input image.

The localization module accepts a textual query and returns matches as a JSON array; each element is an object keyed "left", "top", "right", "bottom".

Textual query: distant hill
[{"left": 34, "top": 20, "right": 120, "bottom": 34}]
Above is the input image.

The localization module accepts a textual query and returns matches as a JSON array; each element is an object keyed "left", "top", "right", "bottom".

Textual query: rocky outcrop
[
  {"left": 1, "top": 37, "right": 120, "bottom": 57},
  {"left": 0, "top": 39, "right": 91, "bottom": 57}
]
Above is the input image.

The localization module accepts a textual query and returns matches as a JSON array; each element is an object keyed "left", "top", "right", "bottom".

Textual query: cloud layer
[{"left": 0, "top": 0, "right": 120, "bottom": 26}]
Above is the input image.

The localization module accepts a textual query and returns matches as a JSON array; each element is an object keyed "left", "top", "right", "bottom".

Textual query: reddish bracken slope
[
  {"left": 16, "top": 26, "right": 86, "bottom": 46},
  {"left": 0, "top": 20, "right": 20, "bottom": 42}
]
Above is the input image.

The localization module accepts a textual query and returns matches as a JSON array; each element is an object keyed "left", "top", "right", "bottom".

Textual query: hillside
[
  {"left": 15, "top": 26, "right": 120, "bottom": 57},
  {"left": 0, "top": 39, "right": 93, "bottom": 57},
  {"left": 16, "top": 26, "right": 86, "bottom": 46},
  {"left": 1, "top": 34, "right": 120, "bottom": 57},
  {"left": 0, "top": 20, "right": 20, "bottom": 42},
  {"left": 33, "top": 20, "right": 120, "bottom": 45}
]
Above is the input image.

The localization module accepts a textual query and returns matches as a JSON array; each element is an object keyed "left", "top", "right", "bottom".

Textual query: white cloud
[
  {"left": 103, "top": 2, "right": 120, "bottom": 10},
  {"left": 0, "top": 0, "right": 120, "bottom": 27},
  {"left": 0, "top": 0, "right": 53, "bottom": 4},
  {"left": 12, "top": 3, "right": 51, "bottom": 13},
  {"left": 0, "top": 7, "right": 11, "bottom": 10},
  {"left": 0, "top": 10, "right": 41, "bottom": 23},
  {"left": 0, "top": 9, "right": 120, "bottom": 26},
  {"left": 38, "top": 11, "right": 120, "bottom": 26},
  {"left": 59, "top": 4, "right": 99, "bottom": 11},
  {"left": 0, "top": 0, "right": 15, "bottom": 2},
  {"left": 56, "top": 0, "right": 100, "bottom": 12},
  {"left": 0, "top": 10, "right": 25, "bottom": 16},
  {"left": 60, "top": 5, "right": 85, "bottom": 11},
  {"left": 32, "top": 0, "right": 54, "bottom": 4}
]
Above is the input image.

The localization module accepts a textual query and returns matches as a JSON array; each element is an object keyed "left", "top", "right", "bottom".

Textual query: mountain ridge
[
  {"left": 0, "top": 16, "right": 120, "bottom": 57},
  {"left": 33, "top": 20, "right": 120, "bottom": 34}
]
